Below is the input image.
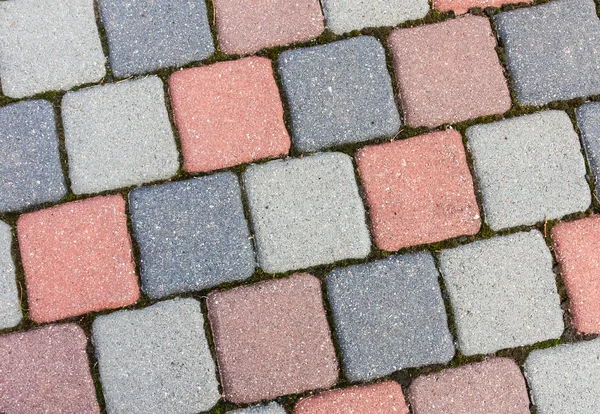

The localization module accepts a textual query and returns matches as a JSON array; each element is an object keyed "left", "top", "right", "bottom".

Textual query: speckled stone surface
[
  {"left": 0, "top": 324, "right": 100, "bottom": 413},
  {"left": 327, "top": 252, "right": 454, "bottom": 381},
  {"left": 62, "top": 76, "right": 179, "bottom": 195},
  {"left": 93, "top": 298, "right": 220, "bottom": 414},
  {"left": 0, "top": 0, "right": 105, "bottom": 98},
  {"left": 466, "top": 111, "right": 590, "bottom": 231},
  {"left": 129, "top": 173, "right": 255, "bottom": 299},
  {"left": 207, "top": 274, "right": 338, "bottom": 404},
  {"left": 434, "top": 0, "right": 531, "bottom": 14},
  {"left": 0, "top": 222, "right": 21, "bottom": 330},
  {"left": 438, "top": 231, "right": 564, "bottom": 356},
  {"left": 228, "top": 402, "right": 286, "bottom": 414},
  {"left": 279, "top": 36, "right": 400, "bottom": 152},
  {"left": 0, "top": 100, "right": 66, "bottom": 213},
  {"left": 576, "top": 102, "right": 600, "bottom": 196}
]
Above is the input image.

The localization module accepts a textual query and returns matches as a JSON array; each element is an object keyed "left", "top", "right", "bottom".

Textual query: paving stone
[
  {"left": 466, "top": 111, "right": 590, "bottom": 231},
  {"left": 228, "top": 402, "right": 286, "bottom": 414},
  {"left": 495, "top": 0, "right": 600, "bottom": 106},
  {"left": 244, "top": 152, "right": 371, "bottom": 273},
  {"left": 170, "top": 57, "right": 290, "bottom": 173},
  {"left": 389, "top": 15, "right": 510, "bottom": 128},
  {"left": 206, "top": 273, "right": 338, "bottom": 404},
  {"left": 17, "top": 195, "right": 139, "bottom": 323},
  {"left": 129, "top": 173, "right": 255, "bottom": 299},
  {"left": 93, "top": 298, "right": 220, "bottom": 414},
  {"left": 212, "top": 0, "right": 324, "bottom": 55},
  {"left": 409, "top": 358, "right": 530, "bottom": 414},
  {"left": 0, "top": 100, "right": 66, "bottom": 213},
  {"left": 279, "top": 36, "right": 400, "bottom": 152},
  {"left": 434, "top": 0, "right": 531, "bottom": 14},
  {"left": 356, "top": 129, "right": 480, "bottom": 251},
  {"left": 438, "top": 231, "right": 564, "bottom": 356},
  {"left": 62, "top": 76, "right": 179, "bottom": 195},
  {"left": 0, "top": 0, "right": 105, "bottom": 98},
  {"left": 0, "top": 323, "right": 99, "bottom": 413},
  {"left": 98, "top": 0, "right": 214, "bottom": 78},
  {"left": 0, "top": 222, "right": 21, "bottom": 330},
  {"left": 327, "top": 252, "right": 454, "bottom": 381},
  {"left": 576, "top": 102, "right": 600, "bottom": 196}
]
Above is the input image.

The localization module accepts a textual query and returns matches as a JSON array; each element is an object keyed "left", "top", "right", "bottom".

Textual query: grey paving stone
[
  {"left": 525, "top": 338, "right": 600, "bottom": 414},
  {"left": 0, "top": 221, "right": 21, "bottom": 330},
  {"left": 98, "top": 0, "right": 214, "bottom": 78},
  {"left": 0, "top": 0, "right": 105, "bottom": 98},
  {"left": 244, "top": 152, "right": 371, "bottom": 274},
  {"left": 576, "top": 102, "right": 600, "bottom": 197},
  {"left": 129, "top": 173, "right": 255, "bottom": 299},
  {"left": 495, "top": 0, "right": 600, "bottom": 106},
  {"left": 0, "top": 100, "right": 66, "bottom": 213},
  {"left": 438, "top": 231, "right": 564, "bottom": 356},
  {"left": 62, "top": 76, "right": 179, "bottom": 194},
  {"left": 326, "top": 252, "right": 454, "bottom": 381},
  {"left": 93, "top": 298, "right": 220, "bottom": 414},
  {"left": 466, "top": 111, "right": 590, "bottom": 231},
  {"left": 227, "top": 402, "right": 286, "bottom": 414},
  {"left": 279, "top": 36, "right": 400, "bottom": 152}
]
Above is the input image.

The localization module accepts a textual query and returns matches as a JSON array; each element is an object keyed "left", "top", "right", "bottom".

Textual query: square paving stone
[
  {"left": 0, "top": 100, "right": 66, "bottom": 213},
  {"left": 356, "top": 129, "right": 480, "bottom": 251},
  {"left": 327, "top": 252, "right": 454, "bottom": 382},
  {"left": 0, "top": 0, "right": 105, "bottom": 98},
  {"left": 206, "top": 273, "right": 338, "bottom": 404},
  {"left": 244, "top": 152, "right": 371, "bottom": 274},
  {"left": 129, "top": 173, "right": 255, "bottom": 299},
  {"left": 93, "top": 298, "right": 220, "bottom": 414},
  {"left": 0, "top": 324, "right": 99, "bottom": 413},
  {"left": 62, "top": 76, "right": 179, "bottom": 195},
  {"left": 0, "top": 221, "right": 21, "bottom": 330},
  {"left": 17, "top": 195, "right": 139, "bottom": 323},
  {"left": 228, "top": 402, "right": 286, "bottom": 414},
  {"left": 98, "top": 0, "right": 214, "bottom": 78},
  {"left": 576, "top": 102, "right": 600, "bottom": 196},
  {"left": 438, "top": 231, "right": 564, "bottom": 356},
  {"left": 279, "top": 36, "right": 400, "bottom": 152},
  {"left": 495, "top": 0, "right": 600, "bottom": 106},
  {"left": 170, "top": 57, "right": 290, "bottom": 173},
  {"left": 466, "top": 111, "right": 590, "bottom": 231},
  {"left": 389, "top": 15, "right": 511, "bottom": 128},
  {"left": 434, "top": 0, "right": 531, "bottom": 14}
]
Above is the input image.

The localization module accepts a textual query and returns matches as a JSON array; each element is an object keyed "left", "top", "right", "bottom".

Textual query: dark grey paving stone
[
  {"left": 279, "top": 36, "right": 401, "bottom": 152},
  {"left": 576, "top": 102, "right": 600, "bottom": 197},
  {"left": 227, "top": 402, "right": 286, "bottom": 414},
  {"left": 326, "top": 252, "right": 454, "bottom": 381},
  {"left": 495, "top": 0, "right": 600, "bottom": 106},
  {"left": 129, "top": 172, "right": 255, "bottom": 298},
  {"left": 0, "top": 221, "right": 21, "bottom": 330},
  {"left": 98, "top": 0, "right": 214, "bottom": 78},
  {"left": 0, "top": 100, "right": 66, "bottom": 213}
]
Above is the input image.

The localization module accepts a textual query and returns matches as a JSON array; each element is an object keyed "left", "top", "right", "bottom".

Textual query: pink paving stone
[
  {"left": 17, "top": 195, "right": 139, "bottom": 323},
  {"left": 434, "top": 0, "right": 532, "bottom": 14},
  {"left": 356, "top": 129, "right": 481, "bottom": 251},
  {"left": 389, "top": 15, "right": 511, "bottom": 128},
  {"left": 409, "top": 358, "right": 530, "bottom": 414},
  {"left": 212, "top": 0, "right": 325, "bottom": 55},
  {"left": 169, "top": 57, "right": 290, "bottom": 173},
  {"left": 0, "top": 323, "right": 99, "bottom": 414}
]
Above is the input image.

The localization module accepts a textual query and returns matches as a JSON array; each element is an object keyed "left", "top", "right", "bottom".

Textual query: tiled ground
[{"left": 1, "top": 0, "right": 600, "bottom": 413}]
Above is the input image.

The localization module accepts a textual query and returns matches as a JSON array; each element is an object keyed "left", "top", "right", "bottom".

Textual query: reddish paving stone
[
  {"left": 434, "top": 0, "right": 531, "bottom": 14},
  {"left": 170, "top": 57, "right": 290, "bottom": 173},
  {"left": 17, "top": 195, "right": 139, "bottom": 323},
  {"left": 389, "top": 16, "right": 511, "bottom": 128},
  {"left": 0, "top": 323, "right": 99, "bottom": 414},
  {"left": 356, "top": 129, "right": 480, "bottom": 251},
  {"left": 206, "top": 273, "right": 338, "bottom": 404}
]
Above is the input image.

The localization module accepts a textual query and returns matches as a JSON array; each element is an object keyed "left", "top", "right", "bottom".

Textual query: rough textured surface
[
  {"left": 129, "top": 173, "right": 255, "bottom": 298},
  {"left": 466, "top": 111, "right": 590, "bottom": 231},
  {"left": 0, "top": 100, "right": 66, "bottom": 213},
  {"left": 389, "top": 15, "right": 511, "bottom": 128},
  {"left": 244, "top": 152, "right": 371, "bottom": 274},
  {"left": 356, "top": 129, "right": 480, "bottom": 251},
  {"left": 495, "top": 0, "right": 600, "bottom": 106},
  {"left": 409, "top": 358, "right": 530, "bottom": 414},
  {"left": 170, "top": 57, "right": 290, "bottom": 172},
  {"left": 576, "top": 102, "right": 600, "bottom": 196},
  {"left": 93, "top": 298, "right": 220, "bottom": 414},
  {"left": 279, "top": 36, "right": 400, "bottom": 152},
  {"left": 434, "top": 0, "right": 531, "bottom": 14},
  {"left": 0, "top": 324, "right": 99, "bottom": 413},
  {"left": 228, "top": 402, "right": 286, "bottom": 414},
  {"left": 0, "top": 221, "right": 21, "bottom": 330},
  {"left": 17, "top": 195, "right": 139, "bottom": 323},
  {"left": 439, "top": 231, "right": 564, "bottom": 356},
  {"left": 206, "top": 274, "right": 338, "bottom": 404},
  {"left": 327, "top": 252, "right": 454, "bottom": 381},
  {"left": 98, "top": 0, "right": 214, "bottom": 77},
  {"left": 62, "top": 76, "right": 179, "bottom": 195}
]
